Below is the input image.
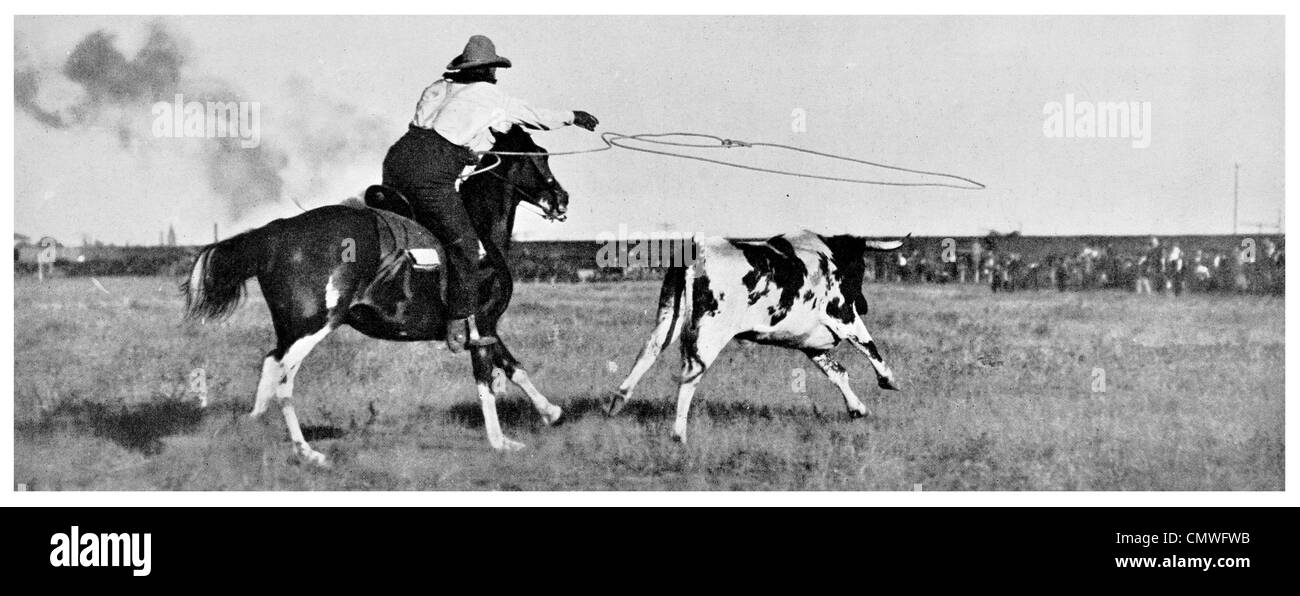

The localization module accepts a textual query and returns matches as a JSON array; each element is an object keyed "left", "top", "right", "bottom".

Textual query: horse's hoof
[
  {"left": 296, "top": 449, "right": 330, "bottom": 468},
  {"left": 847, "top": 409, "right": 869, "bottom": 420},
  {"left": 495, "top": 438, "right": 527, "bottom": 452},
  {"left": 878, "top": 377, "right": 900, "bottom": 391}
]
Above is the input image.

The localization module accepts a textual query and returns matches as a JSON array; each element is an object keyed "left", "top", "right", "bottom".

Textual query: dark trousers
[{"left": 382, "top": 126, "right": 482, "bottom": 318}]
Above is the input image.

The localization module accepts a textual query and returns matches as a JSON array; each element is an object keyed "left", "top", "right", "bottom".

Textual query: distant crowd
[{"left": 868, "top": 237, "right": 1285, "bottom": 296}]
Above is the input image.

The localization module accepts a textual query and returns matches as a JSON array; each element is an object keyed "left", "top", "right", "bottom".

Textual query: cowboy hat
[{"left": 446, "top": 35, "right": 512, "bottom": 70}]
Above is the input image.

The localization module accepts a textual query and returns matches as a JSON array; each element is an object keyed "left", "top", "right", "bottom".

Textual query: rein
[{"left": 479, "top": 163, "right": 565, "bottom": 222}]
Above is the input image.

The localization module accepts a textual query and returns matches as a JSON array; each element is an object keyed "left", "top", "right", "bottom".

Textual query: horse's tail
[{"left": 182, "top": 228, "right": 265, "bottom": 322}]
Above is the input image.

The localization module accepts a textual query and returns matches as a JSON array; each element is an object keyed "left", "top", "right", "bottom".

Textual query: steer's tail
[
  {"left": 636, "top": 265, "right": 690, "bottom": 358},
  {"left": 658, "top": 266, "right": 689, "bottom": 348},
  {"left": 182, "top": 229, "right": 265, "bottom": 322}
]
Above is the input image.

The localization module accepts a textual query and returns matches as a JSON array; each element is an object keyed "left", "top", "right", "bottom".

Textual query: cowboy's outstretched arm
[{"left": 503, "top": 95, "right": 598, "bottom": 131}]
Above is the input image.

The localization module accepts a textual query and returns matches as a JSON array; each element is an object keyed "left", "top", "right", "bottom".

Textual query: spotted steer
[{"left": 610, "top": 231, "right": 905, "bottom": 443}]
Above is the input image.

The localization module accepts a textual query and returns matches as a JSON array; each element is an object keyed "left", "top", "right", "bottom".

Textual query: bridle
[{"left": 480, "top": 155, "right": 567, "bottom": 222}]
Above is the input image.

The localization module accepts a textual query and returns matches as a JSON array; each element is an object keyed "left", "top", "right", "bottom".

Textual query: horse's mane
[{"left": 491, "top": 126, "right": 546, "bottom": 154}]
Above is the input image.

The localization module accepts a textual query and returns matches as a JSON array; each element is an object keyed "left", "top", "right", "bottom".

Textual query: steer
[{"left": 609, "top": 231, "right": 905, "bottom": 442}]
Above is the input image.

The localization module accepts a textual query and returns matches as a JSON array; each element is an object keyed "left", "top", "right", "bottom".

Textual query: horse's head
[{"left": 486, "top": 127, "right": 569, "bottom": 222}]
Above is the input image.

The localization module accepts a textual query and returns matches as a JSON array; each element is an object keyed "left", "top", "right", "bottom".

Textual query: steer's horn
[{"left": 862, "top": 234, "right": 910, "bottom": 251}]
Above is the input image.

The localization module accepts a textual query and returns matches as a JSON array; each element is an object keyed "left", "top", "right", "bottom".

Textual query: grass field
[{"left": 13, "top": 275, "right": 1284, "bottom": 490}]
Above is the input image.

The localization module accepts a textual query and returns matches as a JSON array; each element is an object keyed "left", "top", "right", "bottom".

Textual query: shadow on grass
[
  {"left": 443, "top": 392, "right": 830, "bottom": 430},
  {"left": 16, "top": 399, "right": 345, "bottom": 455},
  {"left": 301, "top": 425, "right": 346, "bottom": 441}
]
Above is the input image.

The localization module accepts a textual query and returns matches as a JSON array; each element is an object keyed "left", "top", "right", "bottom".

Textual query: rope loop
[{"left": 465, "top": 130, "right": 984, "bottom": 190}]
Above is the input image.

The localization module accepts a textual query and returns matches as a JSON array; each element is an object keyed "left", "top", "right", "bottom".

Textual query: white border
[{"left": 3, "top": 3, "right": 1294, "bottom": 506}]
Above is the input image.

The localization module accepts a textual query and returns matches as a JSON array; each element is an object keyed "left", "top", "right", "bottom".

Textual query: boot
[{"left": 446, "top": 315, "right": 498, "bottom": 353}]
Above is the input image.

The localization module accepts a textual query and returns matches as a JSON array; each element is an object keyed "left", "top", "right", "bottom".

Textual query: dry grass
[{"left": 13, "top": 276, "right": 1284, "bottom": 490}]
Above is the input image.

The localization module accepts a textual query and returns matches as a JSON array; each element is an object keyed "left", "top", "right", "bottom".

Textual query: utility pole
[
  {"left": 213, "top": 222, "right": 219, "bottom": 243},
  {"left": 1233, "top": 162, "right": 1240, "bottom": 235}
]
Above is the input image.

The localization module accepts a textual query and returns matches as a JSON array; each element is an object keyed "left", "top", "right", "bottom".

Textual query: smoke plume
[{"left": 15, "top": 22, "right": 389, "bottom": 221}]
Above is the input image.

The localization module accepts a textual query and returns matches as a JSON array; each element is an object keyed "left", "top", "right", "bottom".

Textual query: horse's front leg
[
  {"left": 492, "top": 341, "right": 563, "bottom": 426},
  {"left": 471, "top": 345, "right": 525, "bottom": 451}
]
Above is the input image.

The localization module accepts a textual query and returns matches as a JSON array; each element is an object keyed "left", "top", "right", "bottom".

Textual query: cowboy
[{"left": 383, "top": 35, "right": 599, "bottom": 352}]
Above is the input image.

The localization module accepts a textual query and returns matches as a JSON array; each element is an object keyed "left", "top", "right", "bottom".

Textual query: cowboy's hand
[{"left": 572, "top": 111, "right": 599, "bottom": 131}]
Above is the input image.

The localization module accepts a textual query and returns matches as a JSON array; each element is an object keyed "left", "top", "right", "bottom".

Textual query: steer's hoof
[
  {"left": 542, "top": 404, "right": 564, "bottom": 427},
  {"left": 606, "top": 393, "right": 627, "bottom": 416}
]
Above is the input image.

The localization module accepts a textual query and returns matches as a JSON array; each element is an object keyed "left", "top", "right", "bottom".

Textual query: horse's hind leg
[
  {"left": 472, "top": 345, "right": 525, "bottom": 451},
  {"left": 275, "top": 324, "right": 335, "bottom": 465},
  {"left": 251, "top": 312, "right": 336, "bottom": 466},
  {"left": 492, "top": 342, "right": 562, "bottom": 426},
  {"left": 251, "top": 352, "right": 281, "bottom": 419}
]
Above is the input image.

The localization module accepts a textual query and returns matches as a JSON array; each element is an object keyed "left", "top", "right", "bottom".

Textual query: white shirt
[{"left": 411, "top": 79, "right": 575, "bottom": 153}]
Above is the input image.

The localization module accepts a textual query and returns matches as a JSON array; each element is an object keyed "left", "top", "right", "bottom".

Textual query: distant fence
[
  {"left": 15, "top": 234, "right": 1285, "bottom": 286},
  {"left": 14, "top": 241, "right": 649, "bottom": 283},
  {"left": 14, "top": 246, "right": 195, "bottom": 277}
]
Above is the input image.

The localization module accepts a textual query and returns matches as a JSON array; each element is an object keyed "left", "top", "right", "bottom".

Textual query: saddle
[
  {"left": 348, "top": 185, "right": 492, "bottom": 340},
  {"left": 362, "top": 185, "right": 444, "bottom": 268},
  {"left": 364, "top": 184, "right": 416, "bottom": 220},
  {"left": 362, "top": 184, "right": 487, "bottom": 268}
]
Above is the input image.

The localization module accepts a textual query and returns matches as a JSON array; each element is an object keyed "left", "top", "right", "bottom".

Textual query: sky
[{"left": 13, "top": 15, "right": 1285, "bottom": 245}]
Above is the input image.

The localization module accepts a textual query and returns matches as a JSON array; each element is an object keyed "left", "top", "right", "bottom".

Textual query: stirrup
[{"left": 446, "top": 321, "right": 468, "bottom": 353}]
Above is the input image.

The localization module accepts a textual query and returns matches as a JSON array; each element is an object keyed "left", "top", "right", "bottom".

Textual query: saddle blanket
[{"left": 408, "top": 244, "right": 488, "bottom": 269}]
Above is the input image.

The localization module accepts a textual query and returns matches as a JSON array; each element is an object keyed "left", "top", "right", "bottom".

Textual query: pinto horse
[{"left": 182, "top": 128, "right": 568, "bottom": 465}]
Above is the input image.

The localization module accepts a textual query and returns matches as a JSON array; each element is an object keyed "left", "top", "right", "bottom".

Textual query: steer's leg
[
  {"left": 804, "top": 349, "right": 870, "bottom": 419},
  {"left": 847, "top": 317, "right": 899, "bottom": 390},
  {"left": 492, "top": 341, "right": 562, "bottom": 426},
  {"left": 672, "top": 312, "right": 731, "bottom": 444},
  {"left": 611, "top": 267, "right": 688, "bottom": 415},
  {"left": 472, "top": 345, "right": 525, "bottom": 451}
]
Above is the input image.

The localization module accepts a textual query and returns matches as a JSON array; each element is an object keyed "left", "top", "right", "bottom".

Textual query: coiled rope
[{"left": 473, "top": 130, "right": 985, "bottom": 190}]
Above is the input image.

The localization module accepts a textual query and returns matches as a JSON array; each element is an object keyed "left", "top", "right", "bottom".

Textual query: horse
[{"left": 182, "top": 127, "right": 569, "bottom": 465}]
